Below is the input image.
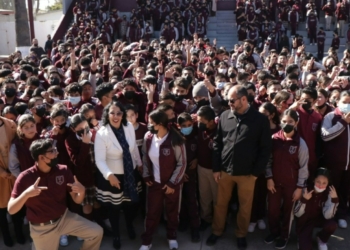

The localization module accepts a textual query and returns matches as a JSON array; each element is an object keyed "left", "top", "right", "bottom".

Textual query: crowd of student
[{"left": 0, "top": 0, "right": 350, "bottom": 250}]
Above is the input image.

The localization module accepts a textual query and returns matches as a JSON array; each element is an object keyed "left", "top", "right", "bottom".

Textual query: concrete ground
[{"left": 0, "top": 213, "right": 349, "bottom": 250}]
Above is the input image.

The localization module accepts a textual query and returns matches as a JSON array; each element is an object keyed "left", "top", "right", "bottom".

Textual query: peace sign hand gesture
[
  {"left": 329, "top": 185, "right": 338, "bottom": 199},
  {"left": 25, "top": 177, "right": 48, "bottom": 198},
  {"left": 303, "top": 189, "right": 314, "bottom": 200}
]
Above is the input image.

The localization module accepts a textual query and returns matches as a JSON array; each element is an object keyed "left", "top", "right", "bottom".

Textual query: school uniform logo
[
  {"left": 289, "top": 146, "right": 297, "bottom": 154},
  {"left": 191, "top": 144, "right": 197, "bottom": 151},
  {"left": 56, "top": 175, "right": 64, "bottom": 185},
  {"left": 162, "top": 148, "right": 171, "bottom": 156},
  {"left": 312, "top": 123, "right": 318, "bottom": 132}
]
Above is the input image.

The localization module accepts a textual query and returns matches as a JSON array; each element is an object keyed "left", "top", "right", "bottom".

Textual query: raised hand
[
  {"left": 25, "top": 177, "right": 48, "bottom": 198},
  {"left": 67, "top": 176, "right": 85, "bottom": 194},
  {"left": 329, "top": 185, "right": 338, "bottom": 199},
  {"left": 303, "top": 189, "right": 314, "bottom": 200}
]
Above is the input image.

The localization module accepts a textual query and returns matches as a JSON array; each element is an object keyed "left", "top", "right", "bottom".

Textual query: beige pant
[
  {"left": 325, "top": 15, "right": 332, "bottom": 30},
  {"left": 212, "top": 172, "right": 256, "bottom": 237},
  {"left": 338, "top": 20, "right": 346, "bottom": 37},
  {"left": 197, "top": 165, "right": 218, "bottom": 223},
  {"left": 30, "top": 209, "right": 103, "bottom": 250}
]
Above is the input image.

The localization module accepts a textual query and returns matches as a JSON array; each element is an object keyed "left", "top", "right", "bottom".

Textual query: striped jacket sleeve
[
  {"left": 294, "top": 189, "right": 307, "bottom": 217},
  {"left": 321, "top": 112, "right": 346, "bottom": 141},
  {"left": 297, "top": 138, "right": 309, "bottom": 188},
  {"left": 323, "top": 194, "right": 339, "bottom": 219},
  {"left": 167, "top": 144, "right": 187, "bottom": 188}
]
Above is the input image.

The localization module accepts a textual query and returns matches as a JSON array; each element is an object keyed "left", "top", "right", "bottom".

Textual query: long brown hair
[{"left": 17, "top": 114, "right": 36, "bottom": 138}]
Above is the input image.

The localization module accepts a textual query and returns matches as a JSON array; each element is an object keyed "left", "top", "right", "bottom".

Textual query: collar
[
  {"left": 154, "top": 132, "right": 169, "bottom": 142},
  {"left": 33, "top": 164, "right": 57, "bottom": 177}
]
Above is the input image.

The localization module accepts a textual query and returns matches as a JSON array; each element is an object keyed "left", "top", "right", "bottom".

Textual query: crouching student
[
  {"left": 295, "top": 168, "right": 339, "bottom": 250},
  {"left": 8, "top": 139, "right": 103, "bottom": 250},
  {"left": 265, "top": 109, "right": 309, "bottom": 249},
  {"left": 140, "top": 109, "right": 187, "bottom": 250},
  {"left": 177, "top": 112, "right": 201, "bottom": 242}
]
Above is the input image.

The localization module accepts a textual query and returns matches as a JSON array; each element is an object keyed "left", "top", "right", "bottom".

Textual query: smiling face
[{"left": 108, "top": 104, "right": 123, "bottom": 128}]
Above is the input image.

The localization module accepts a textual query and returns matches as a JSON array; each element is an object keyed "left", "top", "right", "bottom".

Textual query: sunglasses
[
  {"left": 229, "top": 97, "right": 241, "bottom": 104},
  {"left": 109, "top": 111, "right": 123, "bottom": 117},
  {"left": 46, "top": 147, "right": 58, "bottom": 154}
]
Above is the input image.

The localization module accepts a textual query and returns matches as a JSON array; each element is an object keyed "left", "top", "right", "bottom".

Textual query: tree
[{"left": 14, "top": 0, "right": 31, "bottom": 47}]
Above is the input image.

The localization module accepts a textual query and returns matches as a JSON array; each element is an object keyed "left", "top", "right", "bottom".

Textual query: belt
[{"left": 31, "top": 217, "right": 61, "bottom": 227}]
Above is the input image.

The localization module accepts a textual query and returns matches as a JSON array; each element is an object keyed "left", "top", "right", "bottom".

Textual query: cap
[{"left": 192, "top": 83, "right": 209, "bottom": 98}]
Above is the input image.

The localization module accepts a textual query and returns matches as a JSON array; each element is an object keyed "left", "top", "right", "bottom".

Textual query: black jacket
[{"left": 212, "top": 107, "right": 271, "bottom": 176}]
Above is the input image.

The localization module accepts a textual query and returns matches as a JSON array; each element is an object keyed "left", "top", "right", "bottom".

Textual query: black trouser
[
  {"left": 108, "top": 202, "right": 138, "bottom": 237},
  {"left": 0, "top": 207, "right": 25, "bottom": 242}
]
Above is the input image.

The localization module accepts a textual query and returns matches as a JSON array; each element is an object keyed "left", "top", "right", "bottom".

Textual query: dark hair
[
  {"left": 282, "top": 109, "right": 299, "bottom": 122},
  {"left": 79, "top": 103, "right": 95, "bottom": 116},
  {"left": 124, "top": 104, "right": 139, "bottom": 114},
  {"left": 50, "top": 106, "right": 69, "bottom": 119},
  {"left": 234, "top": 85, "right": 248, "bottom": 98},
  {"left": 156, "top": 104, "right": 173, "bottom": 113},
  {"left": 314, "top": 167, "right": 331, "bottom": 184},
  {"left": 26, "top": 76, "right": 40, "bottom": 87},
  {"left": 30, "top": 138, "right": 54, "bottom": 161},
  {"left": 177, "top": 112, "right": 192, "bottom": 125},
  {"left": 260, "top": 102, "right": 280, "bottom": 125},
  {"left": 28, "top": 97, "right": 43, "bottom": 109},
  {"left": 14, "top": 102, "right": 28, "bottom": 115},
  {"left": 197, "top": 105, "right": 215, "bottom": 122},
  {"left": 318, "top": 89, "right": 329, "bottom": 99},
  {"left": 3, "top": 106, "right": 18, "bottom": 117},
  {"left": 102, "top": 101, "right": 128, "bottom": 126},
  {"left": 47, "top": 85, "right": 64, "bottom": 96},
  {"left": 70, "top": 113, "right": 86, "bottom": 128},
  {"left": 302, "top": 87, "right": 318, "bottom": 100},
  {"left": 243, "top": 82, "right": 256, "bottom": 92},
  {"left": 65, "top": 82, "right": 82, "bottom": 95},
  {"left": 149, "top": 110, "right": 185, "bottom": 147}
]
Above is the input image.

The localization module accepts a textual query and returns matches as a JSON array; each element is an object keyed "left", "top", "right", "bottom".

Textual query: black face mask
[
  {"left": 76, "top": 126, "right": 90, "bottom": 137},
  {"left": 330, "top": 99, "right": 337, "bottom": 107},
  {"left": 174, "top": 94, "right": 185, "bottom": 101},
  {"left": 185, "top": 75, "right": 193, "bottom": 83},
  {"left": 302, "top": 100, "right": 312, "bottom": 111},
  {"left": 289, "top": 83, "right": 299, "bottom": 92},
  {"left": 316, "top": 103, "right": 326, "bottom": 109},
  {"left": 191, "top": 59, "right": 198, "bottom": 64},
  {"left": 308, "top": 80, "right": 317, "bottom": 89},
  {"left": 244, "top": 46, "right": 251, "bottom": 53},
  {"left": 269, "top": 92, "right": 277, "bottom": 100},
  {"left": 124, "top": 91, "right": 135, "bottom": 99},
  {"left": 59, "top": 122, "right": 66, "bottom": 130},
  {"left": 247, "top": 94, "right": 255, "bottom": 103},
  {"left": 198, "top": 122, "right": 207, "bottom": 130},
  {"left": 196, "top": 99, "right": 210, "bottom": 107},
  {"left": 5, "top": 88, "right": 16, "bottom": 98},
  {"left": 20, "top": 72, "right": 27, "bottom": 81},
  {"left": 229, "top": 73, "right": 236, "bottom": 78},
  {"left": 45, "top": 157, "right": 58, "bottom": 168},
  {"left": 96, "top": 78, "right": 103, "bottom": 86},
  {"left": 27, "top": 89, "right": 34, "bottom": 96},
  {"left": 147, "top": 124, "right": 158, "bottom": 134},
  {"left": 281, "top": 123, "right": 294, "bottom": 134},
  {"left": 50, "top": 78, "right": 60, "bottom": 86},
  {"left": 35, "top": 106, "right": 46, "bottom": 118}
]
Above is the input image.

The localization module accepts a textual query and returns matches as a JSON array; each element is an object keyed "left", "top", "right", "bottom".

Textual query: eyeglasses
[
  {"left": 109, "top": 111, "right": 123, "bottom": 117},
  {"left": 229, "top": 97, "right": 241, "bottom": 104},
  {"left": 46, "top": 147, "right": 58, "bottom": 154}
]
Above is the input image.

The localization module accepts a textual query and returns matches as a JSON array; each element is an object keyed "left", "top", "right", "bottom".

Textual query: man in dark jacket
[
  {"left": 30, "top": 38, "right": 46, "bottom": 59},
  {"left": 206, "top": 85, "right": 271, "bottom": 249}
]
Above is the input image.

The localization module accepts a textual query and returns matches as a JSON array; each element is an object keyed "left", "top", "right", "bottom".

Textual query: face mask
[
  {"left": 278, "top": 71, "right": 284, "bottom": 75},
  {"left": 68, "top": 96, "right": 81, "bottom": 105},
  {"left": 147, "top": 124, "right": 158, "bottom": 134},
  {"left": 314, "top": 185, "right": 326, "bottom": 193},
  {"left": 228, "top": 72, "right": 236, "bottom": 79},
  {"left": 181, "top": 126, "right": 193, "bottom": 136},
  {"left": 338, "top": 103, "right": 350, "bottom": 114},
  {"left": 218, "top": 68, "right": 227, "bottom": 74},
  {"left": 5, "top": 88, "right": 16, "bottom": 98},
  {"left": 59, "top": 122, "right": 66, "bottom": 130},
  {"left": 191, "top": 59, "right": 198, "bottom": 64},
  {"left": 174, "top": 94, "right": 185, "bottom": 102},
  {"left": 269, "top": 92, "right": 277, "bottom": 100},
  {"left": 302, "top": 101, "right": 312, "bottom": 111},
  {"left": 217, "top": 82, "right": 226, "bottom": 90},
  {"left": 244, "top": 46, "right": 251, "bottom": 53},
  {"left": 45, "top": 157, "right": 58, "bottom": 168},
  {"left": 20, "top": 72, "right": 27, "bottom": 81},
  {"left": 247, "top": 94, "right": 255, "bottom": 103},
  {"left": 35, "top": 106, "right": 47, "bottom": 118},
  {"left": 308, "top": 80, "right": 317, "bottom": 89},
  {"left": 198, "top": 122, "right": 207, "bottom": 130},
  {"left": 281, "top": 123, "right": 294, "bottom": 134},
  {"left": 196, "top": 99, "right": 210, "bottom": 107},
  {"left": 50, "top": 78, "right": 60, "bottom": 86},
  {"left": 124, "top": 91, "right": 135, "bottom": 99},
  {"left": 185, "top": 75, "right": 193, "bottom": 83},
  {"left": 51, "top": 96, "right": 60, "bottom": 102},
  {"left": 76, "top": 126, "right": 90, "bottom": 137}
]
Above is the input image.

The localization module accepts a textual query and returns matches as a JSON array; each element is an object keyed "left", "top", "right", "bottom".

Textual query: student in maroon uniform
[
  {"left": 321, "top": 90, "right": 350, "bottom": 229},
  {"left": 249, "top": 102, "right": 281, "bottom": 233},
  {"left": 95, "top": 83, "right": 114, "bottom": 121},
  {"left": 177, "top": 112, "right": 200, "bottom": 242},
  {"left": 314, "top": 89, "right": 334, "bottom": 118},
  {"left": 27, "top": 97, "right": 49, "bottom": 135},
  {"left": 265, "top": 109, "right": 309, "bottom": 249},
  {"left": 294, "top": 168, "right": 339, "bottom": 250},
  {"left": 140, "top": 109, "right": 186, "bottom": 250}
]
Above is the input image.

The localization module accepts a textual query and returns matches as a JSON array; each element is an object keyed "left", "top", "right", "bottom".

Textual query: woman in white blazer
[{"left": 94, "top": 100, "right": 142, "bottom": 249}]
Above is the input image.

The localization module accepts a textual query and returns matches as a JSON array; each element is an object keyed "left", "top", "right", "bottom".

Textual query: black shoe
[
  {"left": 113, "top": 237, "right": 121, "bottom": 249},
  {"left": 206, "top": 233, "right": 220, "bottom": 246},
  {"left": 3, "top": 237, "right": 14, "bottom": 247},
  {"left": 237, "top": 237, "right": 247, "bottom": 250},
  {"left": 178, "top": 221, "right": 188, "bottom": 232},
  {"left": 191, "top": 228, "right": 200, "bottom": 243},
  {"left": 264, "top": 234, "right": 278, "bottom": 244},
  {"left": 199, "top": 220, "right": 211, "bottom": 231},
  {"left": 275, "top": 238, "right": 288, "bottom": 249},
  {"left": 127, "top": 226, "right": 136, "bottom": 240},
  {"left": 16, "top": 232, "right": 26, "bottom": 245}
]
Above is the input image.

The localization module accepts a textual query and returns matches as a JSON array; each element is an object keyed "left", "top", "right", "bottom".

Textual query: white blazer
[{"left": 94, "top": 122, "right": 142, "bottom": 180}]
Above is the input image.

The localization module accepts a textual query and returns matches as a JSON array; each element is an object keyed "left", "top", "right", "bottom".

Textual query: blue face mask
[
  {"left": 181, "top": 126, "right": 193, "bottom": 136},
  {"left": 217, "top": 82, "right": 226, "bottom": 90},
  {"left": 339, "top": 103, "right": 350, "bottom": 114}
]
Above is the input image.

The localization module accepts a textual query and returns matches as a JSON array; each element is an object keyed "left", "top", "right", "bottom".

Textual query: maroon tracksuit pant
[
  {"left": 142, "top": 182, "right": 181, "bottom": 245},
  {"left": 297, "top": 218, "right": 337, "bottom": 250},
  {"left": 179, "top": 169, "right": 200, "bottom": 229},
  {"left": 268, "top": 185, "right": 295, "bottom": 239},
  {"left": 330, "top": 169, "right": 350, "bottom": 220},
  {"left": 309, "top": 27, "right": 317, "bottom": 44},
  {"left": 250, "top": 173, "right": 267, "bottom": 222}
]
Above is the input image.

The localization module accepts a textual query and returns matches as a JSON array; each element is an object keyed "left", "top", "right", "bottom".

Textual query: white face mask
[
  {"left": 278, "top": 71, "right": 284, "bottom": 75},
  {"left": 218, "top": 68, "right": 227, "bottom": 74},
  {"left": 68, "top": 96, "right": 81, "bottom": 105},
  {"left": 314, "top": 185, "right": 326, "bottom": 193},
  {"left": 338, "top": 103, "right": 350, "bottom": 114},
  {"left": 217, "top": 82, "right": 226, "bottom": 90},
  {"left": 50, "top": 96, "right": 60, "bottom": 102}
]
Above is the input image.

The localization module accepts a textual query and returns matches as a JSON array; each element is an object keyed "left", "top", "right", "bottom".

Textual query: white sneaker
[
  {"left": 59, "top": 235, "right": 69, "bottom": 247},
  {"left": 338, "top": 219, "right": 347, "bottom": 228},
  {"left": 258, "top": 219, "right": 266, "bottom": 230},
  {"left": 317, "top": 237, "right": 328, "bottom": 250},
  {"left": 139, "top": 245, "right": 152, "bottom": 250},
  {"left": 168, "top": 240, "right": 178, "bottom": 250},
  {"left": 77, "top": 237, "right": 84, "bottom": 241},
  {"left": 248, "top": 222, "right": 256, "bottom": 232}
]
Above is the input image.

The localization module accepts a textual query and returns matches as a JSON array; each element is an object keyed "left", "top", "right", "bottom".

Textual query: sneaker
[
  {"left": 168, "top": 240, "right": 178, "bottom": 250},
  {"left": 59, "top": 235, "right": 69, "bottom": 247},
  {"left": 338, "top": 219, "right": 347, "bottom": 228},
  {"left": 317, "top": 237, "right": 328, "bottom": 250},
  {"left": 248, "top": 223, "right": 256, "bottom": 233},
  {"left": 139, "top": 245, "right": 152, "bottom": 250},
  {"left": 264, "top": 233, "right": 278, "bottom": 244},
  {"left": 258, "top": 220, "right": 266, "bottom": 230},
  {"left": 237, "top": 237, "right": 247, "bottom": 249},
  {"left": 206, "top": 234, "right": 220, "bottom": 246},
  {"left": 191, "top": 228, "right": 200, "bottom": 243},
  {"left": 275, "top": 238, "right": 288, "bottom": 249},
  {"left": 77, "top": 237, "right": 84, "bottom": 241}
]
